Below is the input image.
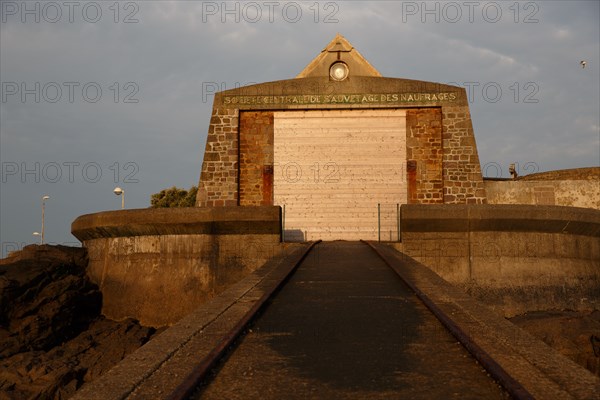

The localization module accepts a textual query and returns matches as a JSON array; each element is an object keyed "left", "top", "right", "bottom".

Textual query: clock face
[{"left": 330, "top": 62, "right": 349, "bottom": 81}]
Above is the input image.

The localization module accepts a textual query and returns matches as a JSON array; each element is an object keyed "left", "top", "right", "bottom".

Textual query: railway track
[{"left": 164, "top": 241, "right": 530, "bottom": 400}]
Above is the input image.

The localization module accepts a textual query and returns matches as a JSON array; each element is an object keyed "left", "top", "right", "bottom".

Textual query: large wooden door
[{"left": 274, "top": 109, "right": 407, "bottom": 241}]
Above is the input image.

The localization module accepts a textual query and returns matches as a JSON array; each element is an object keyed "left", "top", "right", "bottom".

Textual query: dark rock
[
  {"left": 0, "top": 245, "right": 100, "bottom": 358},
  {"left": 0, "top": 318, "right": 156, "bottom": 400},
  {"left": 0, "top": 245, "right": 159, "bottom": 400},
  {"left": 510, "top": 310, "right": 600, "bottom": 377}
]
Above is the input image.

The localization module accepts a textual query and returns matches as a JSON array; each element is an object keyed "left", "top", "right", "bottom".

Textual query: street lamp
[
  {"left": 41, "top": 195, "right": 50, "bottom": 244},
  {"left": 114, "top": 187, "right": 125, "bottom": 209}
]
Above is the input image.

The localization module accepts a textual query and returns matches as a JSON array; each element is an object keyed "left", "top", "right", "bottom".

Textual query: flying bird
[{"left": 580, "top": 60, "right": 587, "bottom": 68}]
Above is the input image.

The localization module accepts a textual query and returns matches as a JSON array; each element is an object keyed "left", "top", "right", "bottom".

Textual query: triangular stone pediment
[{"left": 296, "top": 33, "right": 382, "bottom": 79}]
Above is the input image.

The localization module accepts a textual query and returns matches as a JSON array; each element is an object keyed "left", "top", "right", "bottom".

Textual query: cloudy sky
[{"left": 1, "top": 0, "right": 598, "bottom": 255}]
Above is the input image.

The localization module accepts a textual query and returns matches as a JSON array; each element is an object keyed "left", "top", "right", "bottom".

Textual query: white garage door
[{"left": 274, "top": 109, "right": 407, "bottom": 241}]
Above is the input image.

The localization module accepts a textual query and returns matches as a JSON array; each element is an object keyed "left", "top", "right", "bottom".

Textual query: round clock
[{"left": 330, "top": 62, "right": 349, "bottom": 81}]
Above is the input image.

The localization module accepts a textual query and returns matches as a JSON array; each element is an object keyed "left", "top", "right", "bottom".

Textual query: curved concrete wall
[
  {"left": 396, "top": 204, "right": 600, "bottom": 317},
  {"left": 485, "top": 167, "right": 600, "bottom": 210},
  {"left": 72, "top": 207, "right": 283, "bottom": 327}
]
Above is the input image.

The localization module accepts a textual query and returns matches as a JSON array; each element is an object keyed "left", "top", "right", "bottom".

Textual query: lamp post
[
  {"left": 114, "top": 187, "right": 125, "bottom": 209},
  {"left": 41, "top": 195, "right": 49, "bottom": 244}
]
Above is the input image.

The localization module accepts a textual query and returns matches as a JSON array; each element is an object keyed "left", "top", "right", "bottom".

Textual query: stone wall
[
  {"left": 406, "top": 108, "right": 443, "bottom": 204},
  {"left": 394, "top": 204, "right": 600, "bottom": 317},
  {"left": 71, "top": 207, "right": 282, "bottom": 327},
  {"left": 518, "top": 167, "right": 599, "bottom": 181},
  {"left": 442, "top": 107, "right": 487, "bottom": 204},
  {"left": 196, "top": 108, "right": 239, "bottom": 207},
  {"left": 485, "top": 167, "right": 600, "bottom": 210},
  {"left": 239, "top": 111, "right": 274, "bottom": 206}
]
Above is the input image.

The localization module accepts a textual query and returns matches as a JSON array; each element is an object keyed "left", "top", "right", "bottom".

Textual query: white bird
[{"left": 580, "top": 60, "right": 587, "bottom": 68}]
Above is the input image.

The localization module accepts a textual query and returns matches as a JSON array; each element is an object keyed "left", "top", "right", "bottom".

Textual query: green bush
[{"left": 150, "top": 186, "right": 198, "bottom": 208}]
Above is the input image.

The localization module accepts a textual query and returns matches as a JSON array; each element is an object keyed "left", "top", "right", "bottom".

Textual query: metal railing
[{"left": 377, "top": 203, "right": 401, "bottom": 242}]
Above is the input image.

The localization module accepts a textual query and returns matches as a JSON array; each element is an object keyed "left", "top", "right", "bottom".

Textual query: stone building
[
  {"left": 195, "top": 34, "right": 488, "bottom": 240},
  {"left": 69, "top": 34, "right": 599, "bottom": 327}
]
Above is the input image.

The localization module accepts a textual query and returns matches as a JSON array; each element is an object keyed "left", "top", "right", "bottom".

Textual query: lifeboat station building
[{"left": 196, "top": 34, "right": 487, "bottom": 241}]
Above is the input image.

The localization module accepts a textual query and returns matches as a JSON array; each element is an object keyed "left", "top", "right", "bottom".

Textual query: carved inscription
[{"left": 223, "top": 92, "right": 458, "bottom": 106}]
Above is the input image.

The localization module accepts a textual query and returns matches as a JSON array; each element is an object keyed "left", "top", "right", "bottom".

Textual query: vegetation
[{"left": 150, "top": 186, "right": 198, "bottom": 208}]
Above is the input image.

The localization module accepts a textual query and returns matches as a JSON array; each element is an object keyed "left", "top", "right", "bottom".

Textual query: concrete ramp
[
  {"left": 72, "top": 242, "right": 599, "bottom": 400},
  {"left": 197, "top": 241, "right": 508, "bottom": 399}
]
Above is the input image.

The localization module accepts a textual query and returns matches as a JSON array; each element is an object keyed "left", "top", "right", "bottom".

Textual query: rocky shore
[
  {"left": 0, "top": 245, "right": 159, "bottom": 400},
  {"left": 510, "top": 309, "right": 600, "bottom": 377}
]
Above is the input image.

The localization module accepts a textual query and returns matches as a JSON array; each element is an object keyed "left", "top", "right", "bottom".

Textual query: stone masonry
[
  {"left": 239, "top": 111, "right": 274, "bottom": 206},
  {"left": 406, "top": 108, "right": 444, "bottom": 204},
  {"left": 196, "top": 34, "right": 488, "bottom": 209},
  {"left": 442, "top": 107, "right": 487, "bottom": 204},
  {"left": 197, "top": 108, "right": 239, "bottom": 207}
]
